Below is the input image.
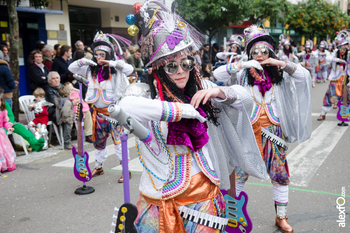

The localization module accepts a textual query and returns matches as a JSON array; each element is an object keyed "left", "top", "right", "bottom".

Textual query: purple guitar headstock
[{"left": 72, "top": 147, "right": 92, "bottom": 182}]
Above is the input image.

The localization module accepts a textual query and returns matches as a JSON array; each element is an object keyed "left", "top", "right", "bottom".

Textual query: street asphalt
[{"left": 1, "top": 80, "right": 350, "bottom": 233}]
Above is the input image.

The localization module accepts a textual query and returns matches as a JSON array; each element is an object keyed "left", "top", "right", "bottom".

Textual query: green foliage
[
  {"left": 245, "top": 0, "right": 290, "bottom": 24},
  {"left": 175, "top": 0, "right": 247, "bottom": 38},
  {"left": 284, "top": 0, "right": 350, "bottom": 37}
]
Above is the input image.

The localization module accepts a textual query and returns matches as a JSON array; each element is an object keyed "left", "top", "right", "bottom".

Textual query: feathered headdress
[
  {"left": 228, "top": 34, "right": 244, "bottom": 47},
  {"left": 91, "top": 31, "right": 132, "bottom": 60},
  {"left": 305, "top": 39, "right": 314, "bottom": 49},
  {"left": 335, "top": 29, "right": 350, "bottom": 48},
  {"left": 319, "top": 40, "right": 328, "bottom": 49},
  {"left": 279, "top": 34, "right": 292, "bottom": 47},
  {"left": 243, "top": 25, "right": 275, "bottom": 54},
  {"left": 136, "top": 0, "right": 205, "bottom": 68}
]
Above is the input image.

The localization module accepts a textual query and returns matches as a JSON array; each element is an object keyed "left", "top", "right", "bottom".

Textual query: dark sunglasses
[
  {"left": 164, "top": 59, "right": 194, "bottom": 74},
  {"left": 94, "top": 53, "right": 106, "bottom": 58}
]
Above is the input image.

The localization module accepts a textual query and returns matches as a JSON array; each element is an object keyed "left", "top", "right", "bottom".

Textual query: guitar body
[
  {"left": 221, "top": 189, "right": 252, "bottom": 233},
  {"left": 337, "top": 100, "right": 350, "bottom": 122},
  {"left": 115, "top": 203, "right": 138, "bottom": 233},
  {"left": 72, "top": 148, "right": 92, "bottom": 182},
  {"left": 72, "top": 103, "right": 92, "bottom": 183}
]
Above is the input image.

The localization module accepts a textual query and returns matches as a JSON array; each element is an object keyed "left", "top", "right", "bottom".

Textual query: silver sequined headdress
[
  {"left": 137, "top": 0, "right": 204, "bottom": 68},
  {"left": 244, "top": 25, "right": 275, "bottom": 55},
  {"left": 91, "top": 31, "right": 132, "bottom": 60},
  {"left": 335, "top": 29, "right": 350, "bottom": 48},
  {"left": 228, "top": 34, "right": 244, "bottom": 47}
]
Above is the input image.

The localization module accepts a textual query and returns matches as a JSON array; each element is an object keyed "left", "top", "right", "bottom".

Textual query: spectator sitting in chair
[
  {"left": 54, "top": 84, "right": 74, "bottom": 150},
  {"left": 45, "top": 71, "right": 62, "bottom": 123}
]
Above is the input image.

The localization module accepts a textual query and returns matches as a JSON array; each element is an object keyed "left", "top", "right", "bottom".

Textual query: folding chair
[{"left": 18, "top": 95, "right": 62, "bottom": 146}]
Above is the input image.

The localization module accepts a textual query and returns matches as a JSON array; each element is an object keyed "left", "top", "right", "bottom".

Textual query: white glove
[
  {"left": 81, "top": 58, "right": 97, "bottom": 66},
  {"left": 296, "top": 51, "right": 305, "bottom": 57},
  {"left": 240, "top": 60, "right": 263, "bottom": 71},
  {"left": 179, "top": 103, "right": 207, "bottom": 123},
  {"left": 109, "top": 60, "right": 125, "bottom": 70},
  {"left": 335, "top": 58, "right": 347, "bottom": 64},
  {"left": 216, "top": 52, "right": 236, "bottom": 60}
]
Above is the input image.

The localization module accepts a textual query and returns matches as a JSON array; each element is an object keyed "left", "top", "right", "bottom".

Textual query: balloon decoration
[
  {"left": 133, "top": 2, "right": 142, "bottom": 14},
  {"left": 127, "top": 3, "right": 143, "bottom": 36},
  {"left": 126, "top": 14, "right": 137, "bottom": 26},
  {"left": 128, "top": 25, "right": 139, "bottom": 37}
]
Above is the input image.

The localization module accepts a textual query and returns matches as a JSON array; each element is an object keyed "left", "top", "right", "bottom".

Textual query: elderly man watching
[
  {"left": 45, "top": 71, "right": 62, "bottom": 123},
  {"left": 42, "top": 45, "right": 54, "bottom": 71},
  {"left": 73, "top": 40, "right": 84, "bottom": 60}
]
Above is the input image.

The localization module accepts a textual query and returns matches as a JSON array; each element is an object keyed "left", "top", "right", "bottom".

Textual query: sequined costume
[
  {"left": 120, "top": 2, "right": 266, "bottom": 232},
  {"left": 214, "top": 25, "right": 312, "bottom": 233},
  {"left": 68, "top": 31, "right": 133, "bottom": 174}
]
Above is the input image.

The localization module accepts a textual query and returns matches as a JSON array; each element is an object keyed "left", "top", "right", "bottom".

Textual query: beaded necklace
[{"left": 136, "top": 121, "right": 174, "bottom": 191}]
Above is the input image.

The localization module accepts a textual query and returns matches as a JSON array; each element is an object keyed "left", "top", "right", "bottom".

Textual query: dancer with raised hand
[
  {"left": 277, "top": 35, "right": 298, "bottom": 63},
  {"left": 297, "top": 39, "right": 318, "bottom": 87},
  {"left": 118, "top": 1, "right": 266, "bottom": 232},
  {"left": 318, "top": 30, "right": 350, "bottom": 122},
  {"left": 214, "top": 25, "right": 312, "bottom": 233},
  {"left": 68, "top": 31, "right": 133, "bottom": 182}
]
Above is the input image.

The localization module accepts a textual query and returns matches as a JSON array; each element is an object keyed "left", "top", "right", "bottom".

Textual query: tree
[
  {"left": 284, "top": 0, "right": 350, "bottom": 38},
  {"left": 244, "top": 0, "right": 290, "bottom": 25},
  {"left": 175, "top": 0, "right": 249, "bottom": 60},
  {"left": 0, "top": 0, "right": 65, "bottom": 121}
]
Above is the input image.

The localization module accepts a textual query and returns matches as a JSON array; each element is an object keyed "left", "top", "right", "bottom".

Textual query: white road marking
[
  {"left": 288, "top": 121, "right": 347, "bottom": 187},
  {"left": 51, "top": 136, "right": 136, "bottom": 168},
  {"left": 111, "top": 157, "right": 143, "bottom": 172},
  {"left": 311, "top": 113, "right": 336, "bottom": 117}
]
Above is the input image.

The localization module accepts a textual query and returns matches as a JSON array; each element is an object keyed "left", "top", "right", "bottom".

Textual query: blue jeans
[{"left": 5, "top": 98, "right": 12, "bottom": 108}]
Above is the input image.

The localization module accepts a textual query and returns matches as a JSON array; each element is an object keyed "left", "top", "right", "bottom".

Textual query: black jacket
[
  {"left": 52, "top": 56, "right": 72, "bottom": 83},
  {"left": 28, "top": 63, "right": 49, "bottom": 93},
  {"left": 45, "top": 83, "right": 62, "bottom": 123}
]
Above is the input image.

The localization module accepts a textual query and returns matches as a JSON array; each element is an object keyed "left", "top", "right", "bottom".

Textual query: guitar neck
[{"left": 77, "top": 122, "right": 83, "bottom": 156}]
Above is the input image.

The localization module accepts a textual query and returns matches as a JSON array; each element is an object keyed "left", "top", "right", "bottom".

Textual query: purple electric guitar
[
  {"left": 221, "top": 171, "right": 253, "bottom": 233},
  {"left": 337, "top": 100, "right": 350, "bottom": 122},
  {"left": 72, "top": 103, "right": 92, "bottom": 182},
  {"left": 71, "top": 80, "right": 94, "bottom": 195}
]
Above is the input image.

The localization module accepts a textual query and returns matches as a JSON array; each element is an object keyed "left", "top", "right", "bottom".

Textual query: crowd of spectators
[{"left": 0, "top": 38, "right": 226, "bottom": 150}]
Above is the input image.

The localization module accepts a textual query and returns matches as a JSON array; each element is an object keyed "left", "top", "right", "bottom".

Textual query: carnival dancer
[
  {"left": 318, "top": 30, "right": 349, "bottom": 122},
  {"left": 327, "top": 42, "right": 335, "bottom": 76},
  {"left": 315, "top": 41, "right": 329, "bottom": 83},
  {"left": 216, "top": 34, "right": 247, "bottom": 64},
  {"left": 68, "top": 31, "right": 133, "bottom": 182},
  {"left": 119, "top": 1, "right": 266, "bottom": 232},
  {"left": 277, "top": 35, "right": 298, "bottom": 63},
  {"left": 213, "top": 25, "right": 312, "bottom": 233},
  {"left": 297, "top": 39, "right": 318, "bottom": 87}
]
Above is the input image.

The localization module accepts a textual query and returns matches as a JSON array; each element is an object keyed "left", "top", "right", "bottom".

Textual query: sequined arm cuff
[
  {"left": 77, "top": 59, "right": 85, "bottom": 67},
  {"left": 216, "top": 86, "right": 237, "bottom": 105},
  {"left": 226, "top": 62, "right": 238, "bottom": 75},
  {"left": 282, "top": 62, "right": 297, "bottom": 75},
  {"left": 161, "top": 102, "right": 182, "bottom": 122}
]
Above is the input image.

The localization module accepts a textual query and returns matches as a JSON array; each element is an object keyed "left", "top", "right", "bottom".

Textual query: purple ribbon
[
  {"left": 254, "top": 70, "right": 272, "bottom": 96},
  {"left": 97, "top": 66, "right": 105, "bottom": 83}
]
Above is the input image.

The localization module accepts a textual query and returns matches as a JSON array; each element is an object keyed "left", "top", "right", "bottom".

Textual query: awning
[{"left": 16, "top": 6, "right": 63, "bottom": 15}]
